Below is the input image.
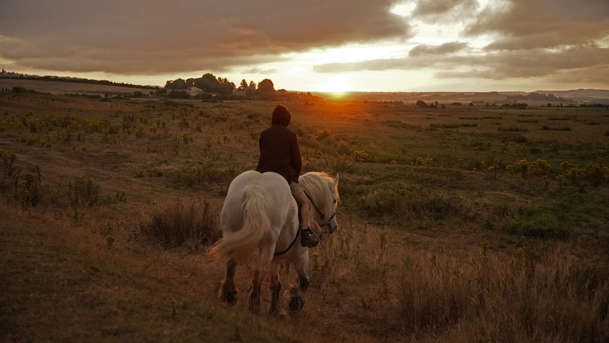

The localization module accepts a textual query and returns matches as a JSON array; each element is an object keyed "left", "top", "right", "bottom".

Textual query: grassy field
[
  {"left": 0, "top": 79, "right": 156, "bottom": 96},
  {"left": 1, "top": 90, "right": 608, "bottom": 342}
]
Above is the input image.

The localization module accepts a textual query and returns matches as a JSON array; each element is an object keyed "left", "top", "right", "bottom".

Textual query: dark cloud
[
  {"left": 315, "top": 46, "right": 609, "bottom": 85},
  {"left": 0, "top": 0, "right": 409, "bottom": 74},
  {"left": 409, "top": 42, "right": 468, "bottom": 57},
  {"left": 466, "top": 0, "right": 609, "bottom": 50},
  {"left": 544, "top": 64, "right": 609, "bottom": 87},
  {"left": 314, "top": 0, "right": 609, "bottom": 87}
]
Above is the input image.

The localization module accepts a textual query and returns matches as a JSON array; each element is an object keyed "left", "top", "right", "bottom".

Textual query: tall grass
[
  {"left": 395, "top": 248, "right": 608, "bottom": 342},
  {"left": 139, "top": 200, "right": 220, "bottom": 251},
  {"left": 314, "top": 221, "right": 607, "bottom": 342}
]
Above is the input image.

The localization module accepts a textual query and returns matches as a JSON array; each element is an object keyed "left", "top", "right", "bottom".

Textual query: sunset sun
[{"left": 318, "top": 75, "right": 353, "bottom": 95}]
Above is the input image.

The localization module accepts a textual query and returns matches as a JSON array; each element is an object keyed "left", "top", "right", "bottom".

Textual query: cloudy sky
[{"left": 1, "top": 0, "right": 608, "bottom": 92}]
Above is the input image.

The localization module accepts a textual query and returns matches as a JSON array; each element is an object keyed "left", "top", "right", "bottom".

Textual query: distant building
[{"left": 186, "top": 87, "right": 203, "bottom": 96}]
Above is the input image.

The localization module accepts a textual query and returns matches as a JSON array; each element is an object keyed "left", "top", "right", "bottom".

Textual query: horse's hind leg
[
  {"left": 269, "top": 263, "right": 281, "bottom": 314},
  {"left": 249, "top": 245, "right": 274, "bottom": 313},
  {"left": 249, "top": 270, "right": 261, "bottom": 313},
  {"left": 221, "top": 258, "right": 238, "bottom": 305},
  {"left": 289, "top": 257, "right": 310, "bottom": 313}
]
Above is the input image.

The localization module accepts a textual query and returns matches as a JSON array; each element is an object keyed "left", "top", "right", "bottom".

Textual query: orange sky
[{"left": 1, "top": 0, "right": 608, "bottom": 92}]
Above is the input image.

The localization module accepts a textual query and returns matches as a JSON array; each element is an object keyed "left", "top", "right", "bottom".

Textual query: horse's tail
[{"left": 209, "top": 184, "right": 270, "bottom": 262}]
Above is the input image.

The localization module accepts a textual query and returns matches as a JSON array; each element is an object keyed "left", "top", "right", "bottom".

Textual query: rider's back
[{"left": 256, "top": 124, "right": 301, "bottom": 184}]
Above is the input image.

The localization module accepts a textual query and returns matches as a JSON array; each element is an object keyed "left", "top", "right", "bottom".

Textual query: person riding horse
[{"left": 256, "top": 105, "right": 320, "bottom": 247}]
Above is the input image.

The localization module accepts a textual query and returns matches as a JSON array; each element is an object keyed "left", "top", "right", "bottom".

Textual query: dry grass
[
  {"left": 310, "top": 221, "right": 608, "bottom": 342},
  {"left": 395, "top": 250, "right": 608, "bottom": 342},
  {"left": 139, "top": 200, "right": 220, "bottom": 251},
  {"left": 1, "top": 91, "right": 609, "bottom": 342},
  {"left": 0, "top": 78, "right": 156, "bottom": 96}
]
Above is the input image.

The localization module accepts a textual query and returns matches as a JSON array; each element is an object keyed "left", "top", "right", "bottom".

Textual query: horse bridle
[{"left": 304, "top": 190, "right": 336, "bottom": 229}]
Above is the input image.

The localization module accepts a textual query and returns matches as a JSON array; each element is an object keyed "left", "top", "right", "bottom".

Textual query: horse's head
[
  {"left": 302, "top": 172, "right": 340, "bottom": 234},
  {"left": 326, "top": 173, "right": 340, "bottom": 233}
]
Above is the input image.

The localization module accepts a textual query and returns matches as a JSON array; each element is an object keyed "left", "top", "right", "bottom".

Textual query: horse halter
[{"left": 304, "top": 191, "right": 336, "bottom": 229}]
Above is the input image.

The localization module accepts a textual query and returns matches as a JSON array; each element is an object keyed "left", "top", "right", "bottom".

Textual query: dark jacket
[{"left": 256, "top": 125, "right": 302, "bottom": 183}]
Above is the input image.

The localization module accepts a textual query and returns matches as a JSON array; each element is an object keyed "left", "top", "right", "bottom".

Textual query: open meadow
[{"left": 1, "top": 90, "right": 609, "bottom": 342}]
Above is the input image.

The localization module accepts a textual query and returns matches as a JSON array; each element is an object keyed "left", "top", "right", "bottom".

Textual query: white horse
[{"left": 209, "top": 170, "right": 339, "bottom": 313}]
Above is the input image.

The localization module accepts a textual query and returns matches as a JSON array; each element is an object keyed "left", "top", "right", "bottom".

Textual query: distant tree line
[{"left": 164, "top": 73, "right": 280, "bottom": 99}]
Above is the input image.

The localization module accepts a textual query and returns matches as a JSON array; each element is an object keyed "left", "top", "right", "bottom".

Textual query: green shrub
[
  {"left": 0, "top": 150, "right": 43, "bottom": 207},
  {"left": 358, "top": 186, "right": 464, "bottom": 220},
  {"left": 503, "top": 213, "right": 569, "bottom": 240},
  {"left": 557, "top": 161, "right": 609, "bottom": 187}
]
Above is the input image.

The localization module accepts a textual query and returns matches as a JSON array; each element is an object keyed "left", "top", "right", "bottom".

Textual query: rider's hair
[{"left": 271, "top": 105, "right": 291, "bottom": 126}]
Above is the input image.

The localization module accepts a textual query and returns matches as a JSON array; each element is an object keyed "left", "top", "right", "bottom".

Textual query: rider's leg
[{"left": 290, "top": 182, "right": 319, "bottom": 247}]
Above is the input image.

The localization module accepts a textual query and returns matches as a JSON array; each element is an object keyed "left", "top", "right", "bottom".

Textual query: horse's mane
[{"left": 300, "top": 172, "right": 339, "bottom": 203}]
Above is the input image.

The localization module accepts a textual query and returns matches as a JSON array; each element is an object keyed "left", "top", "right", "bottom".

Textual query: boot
[{"left": 301, "top": 227, "right": 320, "bottom": 247}]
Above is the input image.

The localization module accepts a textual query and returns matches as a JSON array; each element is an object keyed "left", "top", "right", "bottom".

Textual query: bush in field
[
  {"left": 506, "top": 159, "right": 551, "bottom": 178},
  {"left": 1, "top": 151, "right": 109, "bottom": 211},
  {"left": 557, "top": 161, "right": 609, "bottom": 187},
  {"left": 353, "top": 150, "right": 371, "bottom": 162},
  {"left": 0, "top": 150, "right": 42, "bottom": 207},
  {"left": 412, "top": 156, "right": 432, "bottom": 166},
  {"left": 0, "top": 149, "right": 18, "bottom": 179},
  {"left": 358, "top": 187, "right": 465, "bottom": 220},
  {"left": 139, "top": 200, "right": 220, "bottom": 250},
  {"left": 504, "top": 212, "right": 569, "bottom": 240},
  {"left": 68, "top": 177, "right": 100, "bottom": 208},
  {"left": 11, "top": 86, "right": 28, "bottom": 93},
  {"left": 415, "top": 100, "right": 428, "bottom": 108}
]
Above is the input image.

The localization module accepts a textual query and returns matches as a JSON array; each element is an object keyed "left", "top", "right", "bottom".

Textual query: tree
[
  {"left": 415, "top": 100, "right": 427, "bottom": 108},
  {"left": 257, "top": 79, "right": 275, "bottom": 97},
  {"left": 246, "top": 81, "right": 257, "bottom": 96},
  {"left": 194, "top": 73, "right": 221, "bottom": 92},
  {"left": 192, "top": 73, "right": 235, "bottom": 96},
  {"left": 165, "top": 78, "right": 186, "bottom": 90},
  {"left": 239, "top": 79, "right": 248, "bottom": 90}
]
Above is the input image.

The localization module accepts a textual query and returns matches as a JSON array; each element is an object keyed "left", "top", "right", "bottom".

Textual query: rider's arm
[
  {"left": 290, "top": 134, "right": 302, "bottom": 180},
  {"left": 256, "top": 134, "right": 264, "bottom": 171}
]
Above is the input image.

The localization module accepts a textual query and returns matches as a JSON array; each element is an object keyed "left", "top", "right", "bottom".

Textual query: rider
[{"left": 256, "top": 105, "right": 320, "bottom": 247}]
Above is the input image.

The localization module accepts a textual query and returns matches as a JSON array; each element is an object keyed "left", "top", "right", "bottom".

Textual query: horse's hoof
[
  {"left": 222, "top": 291, "right": 238, "bottom": 306},
  {"left": 221, "top": 284, "right": 238, "bottom": 306},
  {"left": 289, "top": 296, "right": 304, "bottom": 313}
]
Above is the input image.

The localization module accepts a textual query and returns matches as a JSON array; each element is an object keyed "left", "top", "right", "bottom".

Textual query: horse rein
[
  {"left": 274, "top": 190, "right": 335, "bottom": 257},
  {"left": 304, "top": 190, "right": 336, "bottom": 229},
  {"left": 274, "top": 227, "right": 301, "bottom": 256}
]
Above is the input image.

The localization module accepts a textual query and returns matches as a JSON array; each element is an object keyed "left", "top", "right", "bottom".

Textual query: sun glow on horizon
[{"left": 314, "top": 75, "right": 354, "bottom": 94}]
